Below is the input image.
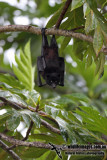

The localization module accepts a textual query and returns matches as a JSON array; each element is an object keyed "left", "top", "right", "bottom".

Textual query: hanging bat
[{"left": 37, "top": 28, "right": 65, "bottom": 88}]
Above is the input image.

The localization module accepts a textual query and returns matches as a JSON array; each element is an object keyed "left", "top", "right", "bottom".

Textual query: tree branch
[
  {"left": 0, "top": 133, "right": 106, "bottom": 152},
  {"left": 0, "top": 97, "right": 22, "bottom": 110},
  {"left": 55, "top": 0, "right": 72, "bottom": 28},
  {"left": 41, "top": 119, "right": 60, "bottom": 134},
  {"left": 0, "top": 25, "right": 106, "bottom": 53},
  {"left": 0, "top": 140, "right": 21, "bottom": 160},
  {"left": 0, "top": 133, "right": 50, "bottom": 149},
  {"left": 0, "top": 102, "right": 6, "bottom": 107}
]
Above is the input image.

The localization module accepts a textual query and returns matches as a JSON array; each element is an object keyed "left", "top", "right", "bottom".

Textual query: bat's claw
[{"left": 41, "top": 28, "right": 46, "bottom": 35}]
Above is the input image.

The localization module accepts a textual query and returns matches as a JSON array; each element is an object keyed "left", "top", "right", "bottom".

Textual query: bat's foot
[{"left": 41, "top": 28, "right": 46, "bottom": 35}]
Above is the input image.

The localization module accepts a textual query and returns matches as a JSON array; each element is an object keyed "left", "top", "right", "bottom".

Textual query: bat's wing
[
  {"left": 50, "top": 35, "right": 58, "bottom": 55},
  {"left": 37, "top": 56, "right": 47, "bottom": 71},
  {"left": 37, "top": 56, "right": 45, "bottom": 87},
  {"left": 41, "top": 28, "right": 49, "bottom": 56},
  {"left": 59, "top": 57, "right": 65, "bottom": 86},
  {"left": 50, "top": 35, "right": 58, "bottom": 48}
]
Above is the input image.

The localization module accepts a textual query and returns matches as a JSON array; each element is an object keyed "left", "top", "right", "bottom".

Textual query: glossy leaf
[
  {"left": 6, "top": 110, "right": 20, "bottom": 131},
  {"left": 21, "top": 147, "right": 48, "bottom": 159},
  {"left": 83, "top": 2, "right": 90, "bottom": 17},
  {"left": 21, "top": 113, "right": 31, "bottom": 127},
  {"left": 0, "top": 74, "right": 24, "bottom": 89},
  {"left": 60, "top": 37, "right": 71, "bottom": 53},
  {"left": 71, "top": 0, "right": 84, "bottom": 11},
  {"left": 85, "top": 46, "right": 94, "bottom": 68},
  {"left": 85, "top": 10, "right": 98, "bottom": 33},
  {"left": 30, "top": 133, "right": 62, "bottom": 143},
  {"left": 22, "top": 90, "right": 41, "bottom": 107},
  {"left": 20, "top": 110, "right": 41, "bottom": 128},
  {"left": 86, "top": 0, "right": 106, "bottom": 24},
  {"left": 46, "top": 3, "right": 64, "bottom": 28},
  {"left": 93, "top": 24, "right": 103, "bottom": 55},
  {"left": 12, "top": 41, "right": 35, "bottom": 91},
  {"left": 98, "top": 52, "right": 105, "bottom": 79},
  {"left": 0, "top": 110, "right": 13, "bottom": 121},
  {"left": 0, "top": 89, "right": 27, "bottom": 107},
  {"left": 45, "top": 105, "right": 59, "bottom": 118}
]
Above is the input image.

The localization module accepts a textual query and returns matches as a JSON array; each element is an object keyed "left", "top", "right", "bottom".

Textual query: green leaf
[
  {"left": 46, "top": 3, "right": 64, "bottom": 28},
  {"left": 95, "top": 57, "right": 101, "bottom": 76},
  {"left": 85, "top": 10, "right": 98, "bottom": 33},
  {"left": 0, "top": 89, "right": 27, "bottom": 107},
  {"left": 0, "top": 74, "right": 24, "bottom": 89},
  {"left": 47, "top": 93, "right": 89, "bottom": 109},
  {"left": 49, "top": 95, "right": 77, "bottom": 107},
  {"left": 56, "top": 117, "right": 77, "bottom": 143},
  {"left": 93, "top": 24, "right": 103, "bottom": 55},
  {"left": 0, "top": 110, "right": 13, "bottom": 123},
  {"left": 12, "top": 40, "right": 35, "bottom": 91},
  {"left": 86, "top": 0, "right": 106, "bottom": 24},
  {"left": 0, "top": 87, "right": 41, "bottom": 110},
  {"left": 70, "top": 93, "right": 90, "bottom": 102},
  {"left": 86, "top": 54, "right": 92, "bottom": 68},
  {"left": 60, "top": 37, "right": 71, "bottom": 53},
  {"left": 24, "top": 40, "right": 32, "bottom": 64},
  {"left": 12, "top": 64, "right": 30, "bottom": 88},
  {"left": 85, "top": 46, "right": 94, "bottom": 68},
  {"left": 30, "top": 112, "right": 41, "bottom": 127},
  {"left": 83, "top": 2, "right": 90, "bottom": 17},
  {"left": 30, "top": 134, "right": 62, "bottom": 143},
  {"left": 60, "top": 13, "right": 73, "bottom": 30},
  {"left": 71, "top": 0, "right": 84, "bottom": 11},
  {"left": 36, "top": 151, "right": 50, "bottom": 160},
  {"left": 22, "top": 90, "right": 41, "bottom": 107},
  {"left": 76, "top": 106, "right": 107, "bottom": 135},
  {"left": 85, "top": 11, "right": 92, "bottom": 33},
  {"left": 44, "top": 151, "right": 56, "bottom": 160},
  {"left": 45, "top": 105, "right": 59, "bottom": 119},
  {"left": 86, "top": 0, "right": 107, "bottom": 39},
  {"left": 21, "top": 114, "right": 31, "bottom": 127},
  {"left": 73, "top": 39, "right": 88, "bottom": 61},
  {"left": 98, "top": 52, "right": 105, "bottom": 79},
  {"left": 6, "top": 110, "right": 20, "bottom": 131},
  {"left": 21, "top": 147, "right": 48, "bottom": 159},
  {"left": 20, "top": 110, "right": 41, "bottom": 128}
]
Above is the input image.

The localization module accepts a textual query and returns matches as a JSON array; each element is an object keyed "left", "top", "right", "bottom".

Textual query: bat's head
[{"left": 45, "top": 68, "right": 60, "bottom": 88}]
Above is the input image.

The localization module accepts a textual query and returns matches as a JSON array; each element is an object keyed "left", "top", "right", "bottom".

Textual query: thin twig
[
  {"left": 71, "top": 26, "right": 85, "bottom": 31},
  {"left": 0, "top": 140, "right": 21, "bottom": 160},
  {"left": 8, "top": 121, "right": 34, "bottom": 150},
  {"left": 0, "top": 69, "right": 16, "bottom": 78},
  {"left": 55, "top": 0, "right": 72, "bottom": 28},
  {"left": 0, "top": 25, "right": 106, "bottom": 53},
  {"left": 22, "top": 121, "right": 34, "bottom": 141}
]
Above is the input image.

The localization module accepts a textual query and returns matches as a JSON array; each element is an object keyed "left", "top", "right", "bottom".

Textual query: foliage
[{"left": 0, "top": 0, "right": 107, "bottom": 160}]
